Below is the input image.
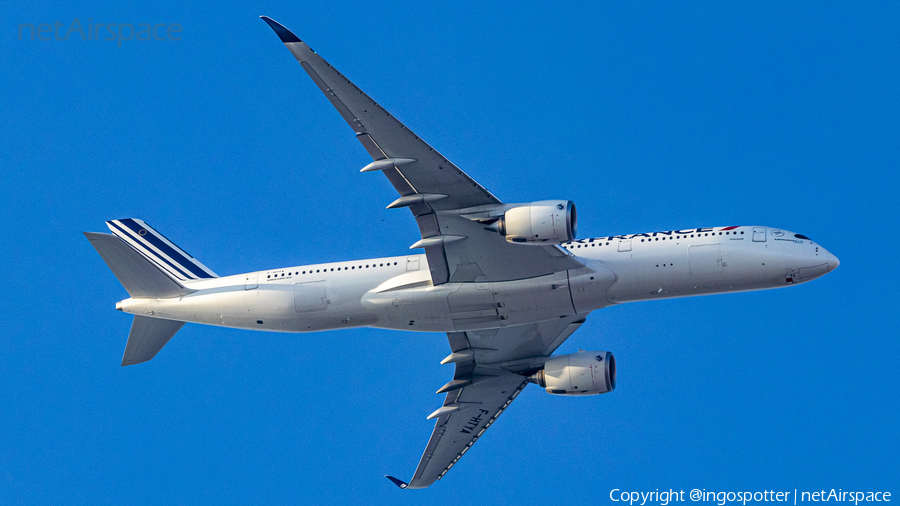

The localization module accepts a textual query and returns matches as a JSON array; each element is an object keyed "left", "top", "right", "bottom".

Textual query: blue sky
[{"left": 2, "top": 1, "right": 898, "bottom": 504}]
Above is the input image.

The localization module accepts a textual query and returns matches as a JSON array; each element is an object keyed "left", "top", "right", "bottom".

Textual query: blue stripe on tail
[
  {"left": 106, "top": 219, "right": 217, "bottom": 281},
  {"left": 106, "top": 220, "right": 196, "bottom": 280},
  {"left": 115, "top": 219, "right": 211, "bottom": 279}
]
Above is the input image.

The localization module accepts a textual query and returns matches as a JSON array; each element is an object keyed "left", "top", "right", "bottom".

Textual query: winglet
[
  {"left": 385, "top": 476, "right": 409, "bottom": 489},
  {"left": 260, "top": 16, "right": 301, "bottom": 43}
]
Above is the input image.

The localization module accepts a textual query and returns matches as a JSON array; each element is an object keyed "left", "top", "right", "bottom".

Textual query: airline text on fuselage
[{"left": 570, "top": 226, "right": 742, "bottom": 243}]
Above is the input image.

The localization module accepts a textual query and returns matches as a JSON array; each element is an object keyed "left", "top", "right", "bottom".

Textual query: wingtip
[
  {"left": 385, "top": 476, "right": 409, "bottom": 489},
  {"left": 260, "top": 16, "right": 302, "bottom": 43}
]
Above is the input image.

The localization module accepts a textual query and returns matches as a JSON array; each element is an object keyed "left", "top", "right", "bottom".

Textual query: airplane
[{"left": 84, "top": 16, "right": 840, "bottom": 489}]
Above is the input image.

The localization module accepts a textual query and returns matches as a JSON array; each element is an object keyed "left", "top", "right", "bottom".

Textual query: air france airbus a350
[{"left": 85, "top": 17, "right": 840, "bottom": 489}]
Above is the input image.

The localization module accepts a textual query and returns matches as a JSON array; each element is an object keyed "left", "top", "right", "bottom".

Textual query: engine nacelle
[
  {"left": 495, "top": 200, "right": 576, "bottom": 245},
  {"left": 528, "top": 351, "right": 616, "bottom": 396}
]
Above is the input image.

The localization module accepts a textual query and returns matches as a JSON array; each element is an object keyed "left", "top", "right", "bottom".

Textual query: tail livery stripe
[
  {"left": 108, "top": 219, "right": 217, "bottom": 279},
  {"left": 113, "top": 219, "right": 216, "bottom": 279},
  {"left": 107, "top": 220, "right": 195, "bottom": 280},
  {"left": 109, "top": 219, "right": 217, "bottom": 279},
  {"left": 106, "top": 219, "right": 217, "bottom": 280}
]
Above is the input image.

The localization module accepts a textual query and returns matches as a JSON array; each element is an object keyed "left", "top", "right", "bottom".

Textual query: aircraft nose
[{"left": 826, "top": 251, "right": 840, "bottom": 272}]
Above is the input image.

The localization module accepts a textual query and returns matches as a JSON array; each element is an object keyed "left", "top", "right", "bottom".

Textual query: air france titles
[{"left": 570, "top": 227, "right": 742, "bottom": 244}]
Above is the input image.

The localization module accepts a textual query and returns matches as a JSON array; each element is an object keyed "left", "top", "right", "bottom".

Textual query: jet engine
[
  {"left": 528, "top": 351, "right": 616, "bottom": 396},
  {"left": 493, "top": 200, "right": 576, "bottom": 245}
]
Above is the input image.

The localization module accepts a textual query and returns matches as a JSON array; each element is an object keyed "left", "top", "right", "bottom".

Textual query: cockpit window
[{"left": 794, "top": 234, "right": 810, "bottom": 240}]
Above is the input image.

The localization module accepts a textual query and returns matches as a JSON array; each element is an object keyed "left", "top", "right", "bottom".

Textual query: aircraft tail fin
[
  {"left": 105, "top": 218, "right": 218, "bottom": 281},
  {"left": 85, "top": 232, "right": 196, "bottom": 299},
  {"left": 122, "top": 315, "right": 185, "bottom": 366},
  {"left": 85, "top": 222, "right": 197, "bottom": 365}
]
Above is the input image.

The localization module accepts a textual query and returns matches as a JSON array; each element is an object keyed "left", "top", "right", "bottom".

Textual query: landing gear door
[
  {"left": 244, "top": 272, "right": 259, "bottom": 290},
  {"left": 752, "top": 227, "right": 767, "bottom": 242}
]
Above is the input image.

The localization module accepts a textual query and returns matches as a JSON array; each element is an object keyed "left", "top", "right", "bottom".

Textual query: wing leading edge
[
  {"left": 260, "top": 16, "right": 498, "bottom": 211},
  {"left": 261, "top": 17, "right": 583, "bottom": 285}
]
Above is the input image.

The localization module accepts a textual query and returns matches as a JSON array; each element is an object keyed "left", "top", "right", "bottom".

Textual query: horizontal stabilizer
[
  {"left": 122, "top": 315, "right": 185, "bottom": 366},
  {"left": 85, "top": 232, "right": 195, "bottom": 299}
]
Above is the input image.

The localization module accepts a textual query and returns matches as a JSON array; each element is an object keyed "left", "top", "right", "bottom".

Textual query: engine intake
[
  {"left": 495, "top": 200, "right": 576, "bottom": 245},
  {"left": 528, "top": 351, "right": 616, "bottom": 396}
]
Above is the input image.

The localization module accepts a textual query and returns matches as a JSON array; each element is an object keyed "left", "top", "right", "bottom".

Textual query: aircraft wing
[
  {"left": 262, "top": 17, "right": 583, "bottom": 284},
  {"left": 387, "top": 316, "right": 586, "bottom": 489}
]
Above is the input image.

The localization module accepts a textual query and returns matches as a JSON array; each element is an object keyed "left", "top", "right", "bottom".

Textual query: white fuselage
[{"left": 117, "top": 226, "right": 838, "bottom": 333}]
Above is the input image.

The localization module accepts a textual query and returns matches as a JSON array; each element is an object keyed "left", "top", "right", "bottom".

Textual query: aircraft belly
[
  {"left": 568, "top": 261, "right": 618, "bottom": 313},
  {"left": 488, "top": 271, "right": 577, "bottom": 328},
  {"left": 150, "top": 284, "right": 379, "bottom": 332},
  {"left": 362, "top": 285, "right": 454, "bottom": 332},
  {"left": 363, "top": 272, "right": 578, "bottom": 332}
]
